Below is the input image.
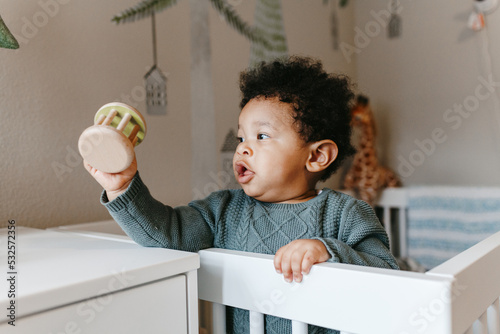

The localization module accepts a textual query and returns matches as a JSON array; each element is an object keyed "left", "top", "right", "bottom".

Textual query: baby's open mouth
[
  {"left": 235, "top": 162, "right": 254, "bottom": 183},
  {"left": 235, "top": 163, "right": 248, "bottom": 176}
]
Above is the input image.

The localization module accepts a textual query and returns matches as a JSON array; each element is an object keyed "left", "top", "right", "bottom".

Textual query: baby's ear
[{"left": 306, "top": 140, "right": 338, "bottom": 173}]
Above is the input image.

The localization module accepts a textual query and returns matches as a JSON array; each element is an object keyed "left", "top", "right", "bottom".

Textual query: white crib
[
  {"left": 56, "top": 188, "right": 500, "bottom": 334},
  {"left": 197, "top": 188, "right": 500, "bottom": 334}
]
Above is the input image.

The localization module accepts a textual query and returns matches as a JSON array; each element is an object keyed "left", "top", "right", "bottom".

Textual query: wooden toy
[{"left": 78, "top": 102, "right": 146, "bottom": 173}]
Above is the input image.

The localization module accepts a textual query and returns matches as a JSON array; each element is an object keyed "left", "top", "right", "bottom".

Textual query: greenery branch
[
  {"left": 112, "top": 0, "right": 271, "bottom": 49},
  {"left": 112, "top": 0, "right": 180, "bottom": 24}
]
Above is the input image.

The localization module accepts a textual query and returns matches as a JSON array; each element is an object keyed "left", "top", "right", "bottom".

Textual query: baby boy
[{"left": 85, "top": 56, "right": 398, "bottom": 333}]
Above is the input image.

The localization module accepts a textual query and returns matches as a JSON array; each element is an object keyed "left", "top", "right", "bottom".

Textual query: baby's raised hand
[
  {"left": 274, "top": 239, "right": 331, "bottom": 283},
  {"left": 83, "top": 157, "right": 137, "bottom": 201}
]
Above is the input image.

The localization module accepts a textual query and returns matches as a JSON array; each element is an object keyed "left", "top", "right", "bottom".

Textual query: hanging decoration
[
  {"left": 0, "top": 14, "right": 19, "bottom": 49},
  {"left": 388, "top": 0, "right": 402, "bottom": 39},
  {"left": 468, "top": 11, "right": 485, "bottom": 31},
  {"left": 324, "top": 0, "right": 350, "bottom": 51},
  {"left": 144, "top": 12, "right": 167, "bottom": 115},
  {"left": 474, "top": 0, "right": 498, "bottom": 13},
  {"left": 468, "top": 0, "right": 498, "bottom": 31},
  {"left": 112, "top": 0, "right": 270, "bottom": 50},
  {"left": 112, "top": 0, "right": 271, "bottom": 199},
  {"left": 248, "top": 0, "right": 288, "bottom": 68},
  {"left": 330, "top": 2, "right": 339, "bottom": 50},
  {"left": 466, "top": 0, "right": 500, "bottom": 154},
  {"left": 220, "top": 128, "right": 240, "bottom": 189},
  {"left": 323, "top": 0, "right": 349, "bottom": 7}
]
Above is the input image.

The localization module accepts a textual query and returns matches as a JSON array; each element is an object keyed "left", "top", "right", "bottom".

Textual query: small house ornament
[
  {"left": 388, "top": 0, "right": 402, "bottom": 39},
  {"left": 144, "top": 12, "right": 167, "bottom": 115},
  {"left": 144, "top": 65, "right": 167, "bottom": 115}
]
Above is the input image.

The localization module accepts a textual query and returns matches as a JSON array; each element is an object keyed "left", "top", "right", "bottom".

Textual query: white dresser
[{"left": 0, "top": 226, "right": 199, "bottom": 334}]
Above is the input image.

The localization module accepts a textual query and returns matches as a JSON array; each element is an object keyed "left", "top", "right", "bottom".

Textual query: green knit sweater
[{"left": 102, "top": 173, "right": 398, "bottom": 333}]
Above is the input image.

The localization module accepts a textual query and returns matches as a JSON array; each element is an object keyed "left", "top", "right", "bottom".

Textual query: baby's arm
[
  {"left": 84, "top": 160, "right": 216, "bottom": 251},
  {"left": 105, "top": 174, "right": 216, "bottom": 251}
]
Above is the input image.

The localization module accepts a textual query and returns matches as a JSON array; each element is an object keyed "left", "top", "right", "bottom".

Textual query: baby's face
[{"left": 233, "top": 97, "right": 313, "bottom": 203}]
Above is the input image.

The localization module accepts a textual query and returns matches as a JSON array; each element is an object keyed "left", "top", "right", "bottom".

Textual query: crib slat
[
  {"left": 291, "top": 320, "right": 308, "bottom": 334},
  {"left": 488, "top": 298, "right": 500, "bottom": 334},
  {"left": 464, "top": 326, "right": 474, "bottom": 334},
  {"left": 250, "top": 310, "right": 265, "bottom": 334},
  {"left": 212, "top": 303, "right": 226, "bottom": 334},
  {"left": 473, "top": 311, "right": 488, "bottom": 334},
  {"left": 398, "top": 205, "right": 408, "bottom": 257},
  {"left": 383, "top": 207, "right": 392, "bottom": 251}
]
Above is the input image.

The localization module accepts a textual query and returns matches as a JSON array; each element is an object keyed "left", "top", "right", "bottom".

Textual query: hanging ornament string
[
  {"left": 144, "top": 11, "right": 167, "bottom": 115},
  {"left": 151, "top": 11, "right": 157, "bottom": 68},
  {"left": 330, "top": 1, "right": 339, "bottom": 50}
]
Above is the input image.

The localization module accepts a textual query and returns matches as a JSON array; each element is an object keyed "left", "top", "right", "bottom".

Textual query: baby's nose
[{"left": 236, "top": 142, "right": 252, "bottom": 155}]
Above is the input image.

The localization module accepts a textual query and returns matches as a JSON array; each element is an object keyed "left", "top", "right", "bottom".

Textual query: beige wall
[
  {"left": 0, "top": 1, "right": 355, "bottom": 228},
  {"left": 354, "top": 0, "right": 500, "bottom": 186}
]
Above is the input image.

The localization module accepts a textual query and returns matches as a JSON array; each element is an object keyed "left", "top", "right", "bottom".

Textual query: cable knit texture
[{"left": 103, "top": 173, "right": 399, "bottom": 334}]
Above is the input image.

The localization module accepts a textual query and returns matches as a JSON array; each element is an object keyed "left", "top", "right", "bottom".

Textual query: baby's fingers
[
  {"left": 274, "top": 245, "right": 295, "bottom": 283},
  {"left": 291, "top": 251, "right": 306, "bottom": 283},
  {"left": 300, "top": 251, "right": 317, "bottom": 276},
  {"left": 83, "top": 160, "right": 95, "bottom": 174},
  {"left": 274, "top": 247, "right": 284, "bottom": 274},
  {"left": 281, "top": 253, "right": 295, "bottom": 283},
  {"left": 274, "top": 240, "right": 330, "bottom": 283}
]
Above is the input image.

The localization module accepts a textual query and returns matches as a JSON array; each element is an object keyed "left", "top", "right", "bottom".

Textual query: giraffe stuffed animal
[{"left": 343, "top": 95, "right": 401, "bottom": 205}]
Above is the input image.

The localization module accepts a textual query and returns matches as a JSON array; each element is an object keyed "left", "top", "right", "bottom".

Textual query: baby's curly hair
[{"left": 239, "top": 56, "right": 356, "bottom": 181}]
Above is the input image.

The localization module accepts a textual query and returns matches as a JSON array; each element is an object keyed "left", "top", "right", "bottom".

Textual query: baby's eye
[
  {"left": 237, "top": 137, "right": 245, "bottom": 143},
  {"left": 257, "top": 133, "right": 270, "bottom": 140}
]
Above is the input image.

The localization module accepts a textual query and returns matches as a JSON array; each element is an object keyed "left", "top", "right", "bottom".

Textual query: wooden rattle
[{"left": 78, "top": 102, "right": 147, "bottom": 173}]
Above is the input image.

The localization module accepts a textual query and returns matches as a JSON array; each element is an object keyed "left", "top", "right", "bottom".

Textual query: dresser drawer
[{"left": 1, "top": 275, "right": 187, "bottom": 334}]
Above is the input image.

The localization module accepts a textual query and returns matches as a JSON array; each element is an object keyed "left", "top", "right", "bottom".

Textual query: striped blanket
[{"left": 408, "top": 186, "right": 500, "bottom": 269}]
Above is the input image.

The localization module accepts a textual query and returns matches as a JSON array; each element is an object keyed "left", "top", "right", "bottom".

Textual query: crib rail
[
  {"left": 198, "top": 231, "right": 500, "bottom": 334},
  {"left": 428, "top": 230, "right": 500, "bottom": 334}
]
